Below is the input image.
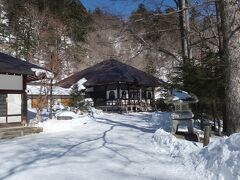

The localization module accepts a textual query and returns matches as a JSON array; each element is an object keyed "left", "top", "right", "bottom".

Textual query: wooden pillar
[
  {"left": 105, "top": 85, "right": 107, "bottom": 106},
  {"left": 144, "top": 87, "right": 147, "bottom": 104},
  {"left": 21, "top": 75, "right": 27, "bottom": 125},
  {"left": 152, "top": 87, "right": 155, "bottom": 110},
  {"left": 117, "top": 82, "right": 120, "bottom": 106},
  {"left": 139, "top": 87, "right": 142, "bottom": 106},
  {"left": 93, "top": 86, "right": 96, "bottom": 106},
  {"left": 128, "top": 84, "right": 130, "bottom": 105}
]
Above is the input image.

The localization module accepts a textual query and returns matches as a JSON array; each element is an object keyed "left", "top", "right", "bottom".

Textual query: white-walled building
[{"left": 0, "top": 52, "right": 51, "bottom": 127}]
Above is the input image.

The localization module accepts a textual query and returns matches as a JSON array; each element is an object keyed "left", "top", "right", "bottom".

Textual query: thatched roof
[
  {"left": 0, "top": 52, "right": 50, "bottom": 82},
  {"left": 58, "top": 59, "right": 164, "bottom": 88}
]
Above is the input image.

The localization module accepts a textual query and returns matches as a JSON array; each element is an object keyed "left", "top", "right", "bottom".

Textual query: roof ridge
[{"left": 57, "top": 59, "right": 164, "bottom": 88}]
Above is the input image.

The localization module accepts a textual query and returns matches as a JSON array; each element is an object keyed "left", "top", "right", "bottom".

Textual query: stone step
[{"left": 0, "top": 126, "right": 43, "bottom": 139}]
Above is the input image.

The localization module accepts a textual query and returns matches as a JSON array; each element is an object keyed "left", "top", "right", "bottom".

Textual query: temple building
[{"left": 58, "top": 59, "right": 164, "bottom": 111}]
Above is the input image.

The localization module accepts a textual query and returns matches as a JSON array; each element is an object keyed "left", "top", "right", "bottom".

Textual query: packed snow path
[{"left": 0, "top": 113, "right": 199, "bottom": 180}]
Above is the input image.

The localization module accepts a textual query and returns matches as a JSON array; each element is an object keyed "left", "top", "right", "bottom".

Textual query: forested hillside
[
  {"left": 0, "top": 0, "right": 91, "bottom": 79},
  {"left": 0, "top": 0, "right": 178, "bottom": 81}
]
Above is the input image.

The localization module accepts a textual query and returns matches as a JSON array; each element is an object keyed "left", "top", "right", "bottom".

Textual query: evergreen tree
[
  {"left": 70, "top": 84, "right": 85, "bottom": 109},
  {"left": 145, "top": 53, "right": 156, "bottom": 75},
  {"left": 171, "top": 49, "right": 225, "bottom": 121}
]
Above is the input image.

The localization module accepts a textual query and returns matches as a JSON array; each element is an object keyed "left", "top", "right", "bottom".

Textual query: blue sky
[{"left": 80, "top": 0, "right": 173, "bottom": 17}]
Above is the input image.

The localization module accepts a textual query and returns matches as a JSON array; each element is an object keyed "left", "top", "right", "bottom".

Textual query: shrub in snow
[
  {"left": 69, "top": 84, "right": 85, "bottom": 110},
  {"left": 188, "top": 133, "right": 240, "bottom": 180}
]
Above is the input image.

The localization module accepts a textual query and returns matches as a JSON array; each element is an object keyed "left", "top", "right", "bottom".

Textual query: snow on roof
[
  {"left": 172, "top": 90, "right": 192, "bottom": 101},
  {"left": 76, "top": 78, "right": 87, "bottom": 91},
  {"left": 31, "top": 68, "right": 54, "bottom": 79},
  {"left": 165, "top": 89, "right": 198, "bottom": 104},
  {"left": 27, "top": 78, "right": 87, "bottom": 96},
  {"left": 27, "top": 85, "right": 71, "bottom": 96}
]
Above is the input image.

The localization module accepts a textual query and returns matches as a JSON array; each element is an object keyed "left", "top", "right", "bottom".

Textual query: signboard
[
  {"left": 0, "top": 94, "right": 7, "bottom": 116},
  {"left": 0, "top": 74, "right": 23, "bottom": 90}
]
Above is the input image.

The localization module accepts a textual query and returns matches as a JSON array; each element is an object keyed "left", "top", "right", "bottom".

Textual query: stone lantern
[{"left": 164, "top": 90, "right": 198, "bottom": 134}]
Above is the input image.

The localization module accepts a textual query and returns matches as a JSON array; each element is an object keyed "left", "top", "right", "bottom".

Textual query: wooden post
[
  {"left": 200, "top": 114, "right": 204, "bottom": 130},
  {"left": 117, "top": 82, "right": 120, "bottom": 106},
  {"left": 152, "top": 87, "right": 155, "bottom": 110},
  {"left": 21, "top": 75, "right": 27, "bottom": 125},
  {"left": 203, "top": 125, "right": 210, "bottom": 147},
  {"left": 128, "top": 84, "right": 130, "bottom": 105},
  {"left": 105, "top": 85, "right": 107, "bottom": 106},
  {"left": 139, "top": 87, "right": 142, "bottom": 106},
  {"left": 49, "top": 78, "right": 53, "bottom": 119}
]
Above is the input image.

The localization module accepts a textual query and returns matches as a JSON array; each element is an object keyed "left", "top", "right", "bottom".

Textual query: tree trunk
[
  {"left": 176, "top": 0, "right": 192, "bottom": 90},
  {"left": 219, "top": 0, "right": 240, "bottom": 134},
  {"left": 177, "top": 0, "right": 192, "bottom": 62},
  {"left": 211, "top": 103, "right": 216, "bottom": 131},
  {"left": 215, "top": 0, "right": 227, "bottom": 132}
]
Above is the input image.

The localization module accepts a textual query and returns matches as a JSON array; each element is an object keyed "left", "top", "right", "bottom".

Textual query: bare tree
[{"left": 35, "top": 78, "right": 48, "bottom": 124}]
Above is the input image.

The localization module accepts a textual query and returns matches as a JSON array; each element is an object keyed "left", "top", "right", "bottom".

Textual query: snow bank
[
  {"left": 188, "top": 133, "right": 240, "bottom": 180},
  {"left": 152, "top": 111, "right": 240, "bottom": 179},
  {"left": 151, "top": 112, "right": 198, "bottom": 157},
  {"left": 151, "top": 112, "right": 171, "bottom": 132},
  {"left": 55, "top": 110, "right": 79, "bottom": 119},
  {"left": 88, "top": 106, "right": 104, "bottom": 116},
  {"left": 153, "top": 129, "right": 199, "bottom": 157},
  {"left": 39, "top": 116, "right": 90, "bottom": 133}
]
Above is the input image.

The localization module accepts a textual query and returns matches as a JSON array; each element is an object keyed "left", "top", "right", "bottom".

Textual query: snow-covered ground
[
  {"left": 0, "top": 111, "right": 239, "bottom": 180},
  {"left": 0, "top": 112, "right": 200, "bottom": 180}
]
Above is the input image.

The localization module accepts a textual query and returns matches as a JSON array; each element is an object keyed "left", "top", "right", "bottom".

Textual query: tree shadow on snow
[{"left": 0, "top": 113, "right": 157, "bottom": 179}]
